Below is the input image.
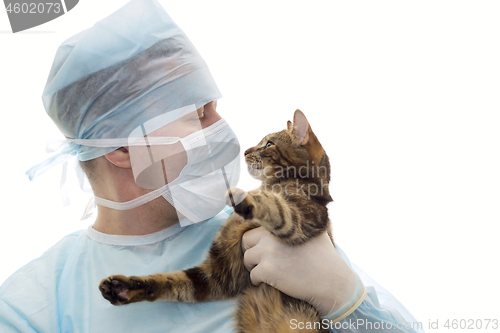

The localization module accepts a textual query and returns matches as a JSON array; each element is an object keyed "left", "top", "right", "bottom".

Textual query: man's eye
[{"left": 265, "top": 141, "right": 274, "bottom": 148}]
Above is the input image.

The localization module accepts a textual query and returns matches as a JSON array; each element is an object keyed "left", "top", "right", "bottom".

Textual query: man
[{"left": 0, "top": 0, "right": 422, "bottom": 332}]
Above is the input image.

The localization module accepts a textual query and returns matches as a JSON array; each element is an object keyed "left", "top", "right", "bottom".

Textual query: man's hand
[{"left": 241, "top": 227, "right": 366, "bottom": 318}]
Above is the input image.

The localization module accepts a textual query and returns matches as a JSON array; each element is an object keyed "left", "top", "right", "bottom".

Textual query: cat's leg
[
  {"left": 99, "top": 271, "right": 192, "bottom": 305},
  {"left": 99, "top": 214, "right": 260, "bottom": 306},
  {"left": 228, "top": 186, "right": 329, "bottom": 246}
]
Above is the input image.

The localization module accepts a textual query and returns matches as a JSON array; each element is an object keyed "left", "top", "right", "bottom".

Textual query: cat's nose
[{"left": 244, "top": 148, "right": 254, "bottom": 156}]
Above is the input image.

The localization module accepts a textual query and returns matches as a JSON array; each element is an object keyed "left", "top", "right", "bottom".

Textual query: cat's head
[{"left": 244, "top": 109, "right": 330, "bottom": 186}]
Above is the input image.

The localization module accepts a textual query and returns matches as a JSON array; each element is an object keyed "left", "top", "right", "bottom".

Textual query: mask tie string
[
  {"left": 81, "top": 196, "right": 96, "bottom": 220},
  {"left": 26, "top": 140, "right": 78, "bottom": 207}
]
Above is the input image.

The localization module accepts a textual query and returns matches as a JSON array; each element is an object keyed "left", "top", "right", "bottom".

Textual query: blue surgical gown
[{"left": 0, "top": 207, "right": 424, "bottom": 332}]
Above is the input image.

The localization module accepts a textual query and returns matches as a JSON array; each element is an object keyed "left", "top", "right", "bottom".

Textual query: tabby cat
[{"left": 99, "top": 109, "right": 333, "bottom": 333}]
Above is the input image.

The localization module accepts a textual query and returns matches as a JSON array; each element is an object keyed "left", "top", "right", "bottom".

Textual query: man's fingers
[
  {"left": 243, "top": 242, "right": 265, "bottom": 272},
  {"left": 249, "top": 262, "right": 265, "bottom": 287},
  {"left": 241, "top": 226, "right": 265, "bottom": 252}
]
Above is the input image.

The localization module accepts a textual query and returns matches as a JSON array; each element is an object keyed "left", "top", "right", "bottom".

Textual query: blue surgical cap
[{"left": 27, "top": 0, "right": 221, "bottom": 180}]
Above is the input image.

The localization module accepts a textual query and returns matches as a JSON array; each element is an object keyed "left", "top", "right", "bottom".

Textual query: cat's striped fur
[{"left": 99, "top": 110, "right": 333, "bottom": 333}]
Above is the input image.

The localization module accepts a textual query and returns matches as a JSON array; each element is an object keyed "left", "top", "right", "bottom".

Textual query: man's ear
[{"left": 105, "top": 147, "right": 132, "bottom": 168}]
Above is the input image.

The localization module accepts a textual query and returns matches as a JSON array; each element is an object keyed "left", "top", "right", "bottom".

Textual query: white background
[{"left": 1, "top": 1, "right": 499, "bottom": 332}]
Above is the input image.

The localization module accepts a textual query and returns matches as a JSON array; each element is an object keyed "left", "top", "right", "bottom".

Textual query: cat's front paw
[
  {"left": 226, "top": 187, "right": 255, "bottom": 219},
  {"left": 99, "top": 275, "right": 157, "bottom": 305}
]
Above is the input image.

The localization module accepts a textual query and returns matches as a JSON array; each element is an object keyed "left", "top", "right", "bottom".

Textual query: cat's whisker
[{"left": 247, "top": 160, "right": 263, "bottom": 170}]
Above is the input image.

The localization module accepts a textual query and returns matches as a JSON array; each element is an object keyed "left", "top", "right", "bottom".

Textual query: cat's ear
[
  {"left": 292, "top": 109, "right": 310, "bottom": 145},
  {"left": 287, "top": 120, "right": 293, "bottom": 131},
  {"left": 293, "top": 109, "right": 324, "bottom": 163}
]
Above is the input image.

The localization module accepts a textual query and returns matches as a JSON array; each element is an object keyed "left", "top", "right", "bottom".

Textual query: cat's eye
[{"left": 265, "top": 141, "right": 274, "bottom": 148}]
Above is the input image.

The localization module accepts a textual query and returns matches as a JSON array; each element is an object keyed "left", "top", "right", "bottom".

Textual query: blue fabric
[
  {"left": 0, "top": 207, "right": 423, "bottom": 333},
  {"left": 0, "top": 209, "right": 236, "bottom": 333},
  {"left": 323, "top": 247, "right": 425, "bottom": 333}
]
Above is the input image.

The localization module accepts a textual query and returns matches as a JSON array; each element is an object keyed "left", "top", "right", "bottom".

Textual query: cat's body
[{"left": 99, "top": 110, "right": 333, "bottom": 333}]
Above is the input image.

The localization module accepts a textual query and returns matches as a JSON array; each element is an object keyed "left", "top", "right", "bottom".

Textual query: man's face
[{"left": 130, "top": 101, "right": 222, "bottom": 189}]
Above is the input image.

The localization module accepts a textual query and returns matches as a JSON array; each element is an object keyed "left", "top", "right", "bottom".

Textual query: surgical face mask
[{"left": 94, "top": 115, "right": 240, "bottom": 227}]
